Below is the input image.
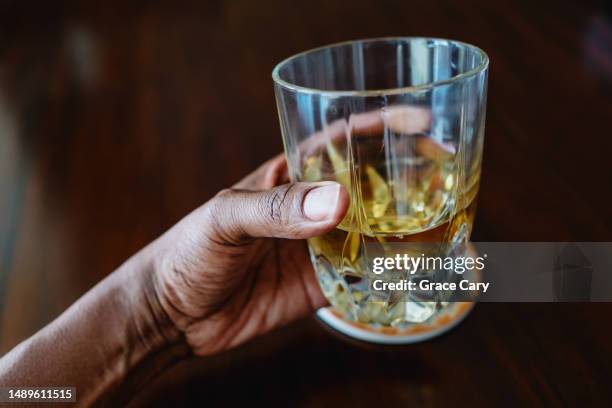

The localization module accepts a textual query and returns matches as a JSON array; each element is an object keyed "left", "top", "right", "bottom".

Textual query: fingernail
[{"left": 303, "top": 183, "right": 341, "bottom": 221}]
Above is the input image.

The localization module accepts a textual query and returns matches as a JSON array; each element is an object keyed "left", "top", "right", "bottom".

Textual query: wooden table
[{"left": 1, "top": 0, "right": 611, "bottom": 405}]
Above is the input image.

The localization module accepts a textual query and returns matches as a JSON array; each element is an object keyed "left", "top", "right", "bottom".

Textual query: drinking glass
[{"left": 273, "top": 38, "right": 488, "bottom": 334}]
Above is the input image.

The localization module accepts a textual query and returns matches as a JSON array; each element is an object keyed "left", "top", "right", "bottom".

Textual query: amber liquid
[{"left": 304, "top": 132, "right": 480, "bottom": 326}]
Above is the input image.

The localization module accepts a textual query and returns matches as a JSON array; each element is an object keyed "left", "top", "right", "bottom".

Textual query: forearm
[{"left": 0, "top": 243, "right": 190, "bottom": 406}]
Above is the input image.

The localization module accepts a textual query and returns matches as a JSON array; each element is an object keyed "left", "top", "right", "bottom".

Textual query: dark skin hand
[
  {"left": 156, "top": 154, "right": 349, "bottom": 355},
  {"left": 162, "top": 106, "right": 439, "bottom": 355}
]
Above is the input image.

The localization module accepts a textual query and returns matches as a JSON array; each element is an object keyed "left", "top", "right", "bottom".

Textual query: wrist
[
  {"left": 92, "top": 245, "right": 191, "bottom": 403},
  {"left": 123, "top": 244, "right": 189, "bottom": 354}
]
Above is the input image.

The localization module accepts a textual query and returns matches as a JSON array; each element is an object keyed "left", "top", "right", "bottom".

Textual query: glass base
[{"left": 316, "top": 302, "right": 474, "bottom": 344}]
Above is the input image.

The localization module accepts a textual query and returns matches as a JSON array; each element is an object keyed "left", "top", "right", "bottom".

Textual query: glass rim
[{"left": 272, "top": 36, "right": 489, "bottom": 97}]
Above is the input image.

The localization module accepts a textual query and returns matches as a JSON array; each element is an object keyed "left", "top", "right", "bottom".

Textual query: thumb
[{"left": 207, "top": 181, "right": 349, "bottom": 243}]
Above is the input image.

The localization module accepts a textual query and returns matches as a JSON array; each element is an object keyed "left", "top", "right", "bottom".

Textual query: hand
[
  {"left": 151, "top": 154, "right": 349, "bottom": 355},
  {"left": 149, "top": 106, "right": 439, "bottom": 356}
]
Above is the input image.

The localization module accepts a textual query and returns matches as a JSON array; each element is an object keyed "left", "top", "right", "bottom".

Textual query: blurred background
[{"left": 0, "top": 0, "right": 611, "bottom": 406}]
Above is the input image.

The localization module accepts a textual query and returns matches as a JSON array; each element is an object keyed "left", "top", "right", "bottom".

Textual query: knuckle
[
  {"left": 262, "top": 183, "right": 299, "bottom": 224},
  {"left": 206, "top": 189, "right": 234, "bottom": 222},
  {"left": 265, "top": 186, "right": 287, "bottom": 222},
  {"left": 199, "top": 200, "right": 224, "bottom": 239},
  {"left": 205, "top": 188, "right": 244, "bottom": 243}
]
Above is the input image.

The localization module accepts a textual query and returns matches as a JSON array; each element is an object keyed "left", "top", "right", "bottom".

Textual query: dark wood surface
[{"left": 1, "top": 0, "right": 611, "bottom": 406}]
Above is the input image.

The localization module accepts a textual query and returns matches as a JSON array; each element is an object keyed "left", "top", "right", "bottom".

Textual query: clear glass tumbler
[{"left": 273, "top": 38, "right": 488, "bottom": 329}]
